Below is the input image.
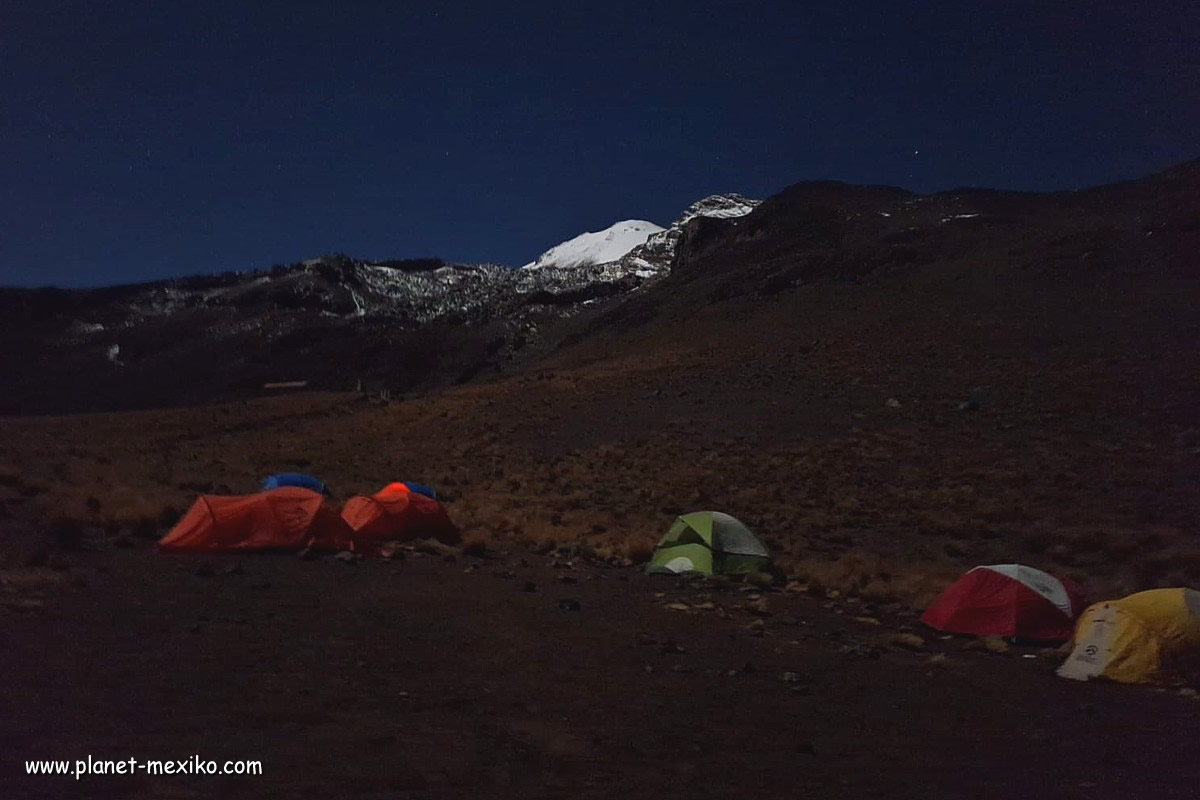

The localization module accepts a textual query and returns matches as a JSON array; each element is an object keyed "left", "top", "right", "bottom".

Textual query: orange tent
[
  {"left": 341, "top": 482, "right": 458, "bottom": 547},
  {"left": 158, "top": 487, "right": 353, "bottom": 553}
]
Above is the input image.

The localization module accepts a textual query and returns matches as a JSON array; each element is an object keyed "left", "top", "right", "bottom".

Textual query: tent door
[{"left": 1058, "top": 606, "right": 1119, "bottom": 681}]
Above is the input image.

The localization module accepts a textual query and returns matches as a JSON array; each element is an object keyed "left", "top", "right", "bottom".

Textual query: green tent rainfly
[{"left": 646, "top": 511, "right": 770, "bottom": 576}]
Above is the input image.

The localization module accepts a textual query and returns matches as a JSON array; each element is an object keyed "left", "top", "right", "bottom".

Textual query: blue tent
[
  {"left": 402, "top": 481, "right": 437, "bottom": 500},
  {"left": 261, "top": 472, "right": 328, "bottom": 495}
]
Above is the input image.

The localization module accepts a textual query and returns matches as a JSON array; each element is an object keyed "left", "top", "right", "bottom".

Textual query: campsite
[{"left": 1, "top": 9, "right": 1198, "bottom": 788}]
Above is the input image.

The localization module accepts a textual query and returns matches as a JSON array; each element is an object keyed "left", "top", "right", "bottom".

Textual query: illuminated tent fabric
[
  {"left": 920, "top": 564, "right": 1084, "bottom": 642},
  {"left": 340, "top": 482, "right": 457, "bottom": 546},
  {"left": 261, "top": 472, "right": 328, "bottom": 495},
  {"left": 158, "top": 488, "right": 353, "bottom": 553},
  {"left": 645, "top": 511, "right": 769, "bottom": 576},
  {"left": 1058, "top": 588, "right": 1200, "bottom": 685}
]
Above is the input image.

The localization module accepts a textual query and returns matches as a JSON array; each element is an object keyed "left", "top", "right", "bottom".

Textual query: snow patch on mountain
[
  {"left": 620, "top": 193, "right": 760, "bottom": 274},
  {"left": 522, "top": 220, "right": 665, "bottom": 270}
]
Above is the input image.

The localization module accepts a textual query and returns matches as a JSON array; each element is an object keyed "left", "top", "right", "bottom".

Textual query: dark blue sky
[{"left": 2, "top": 1, "right": 1197, "bottom": 287}]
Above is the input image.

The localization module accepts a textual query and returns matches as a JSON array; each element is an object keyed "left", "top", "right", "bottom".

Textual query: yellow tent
[{"left": 1058, "top": 588, "right": 1200, "bottom": 685}]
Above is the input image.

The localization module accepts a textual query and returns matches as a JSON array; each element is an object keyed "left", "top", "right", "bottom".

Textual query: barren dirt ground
[{"left": 3, "top": 539, "right": 1200, "bottom": 800}]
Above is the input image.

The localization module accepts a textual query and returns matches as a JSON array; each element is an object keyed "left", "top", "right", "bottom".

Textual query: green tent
[{"left": 646, "top": 511, "right": 769, "bottom": 576}]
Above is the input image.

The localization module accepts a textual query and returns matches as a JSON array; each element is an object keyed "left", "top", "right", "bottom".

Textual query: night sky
[{"left": 2, "top": 1, "right": 1197, "bottom": 288}]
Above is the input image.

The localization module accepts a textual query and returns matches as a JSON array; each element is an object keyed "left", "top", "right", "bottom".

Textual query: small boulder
[
  {"left": 967, "top": 636, "right": 1010, "bottom": 655},
  {"left": 745, "top": 571, "right": 775, "bottom": 589},
  {"left": 890, "top": 633, "right": 926, "bottom": 651},
  {"left": 746, "top": 597, "right": 772, "bottom": 617}
]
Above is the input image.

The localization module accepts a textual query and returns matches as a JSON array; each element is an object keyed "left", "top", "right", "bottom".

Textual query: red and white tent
[{"left": 920, "top": 564, "right": 1084, "bottom": 642}]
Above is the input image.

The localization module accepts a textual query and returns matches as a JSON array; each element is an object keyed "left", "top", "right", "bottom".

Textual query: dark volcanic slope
[
  {"left": 539, "top": 162, "right": 1200, "bottom": 437},
  {"left": 1, "top": 160, "right": 1198, "bottom": 601}
]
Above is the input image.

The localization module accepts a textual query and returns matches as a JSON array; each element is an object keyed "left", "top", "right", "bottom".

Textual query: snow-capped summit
[{"left": 521, "top": 220, "right": 665, "bottom": 270}]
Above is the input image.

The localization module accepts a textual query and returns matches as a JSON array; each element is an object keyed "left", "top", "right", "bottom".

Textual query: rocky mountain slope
[
  {"left": 0, "top": 195, "right": 759, "bottom": 415},
  {"left": 619, "top": 193, "right": 759, "bottom": 274}
]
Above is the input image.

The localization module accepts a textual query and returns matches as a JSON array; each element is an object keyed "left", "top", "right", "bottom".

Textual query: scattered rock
[
  {"left": 334, "top": 551, "right": 356, "bottom": 563},
  {"left": 557, "top": 598, "right": 582, "bottom": 612},
  {"left": 891, "top": 633, "right": 926, "bottom": 651},
  {"left": 663, "top": 602, "right": 692, "bottom": 612},
  {"left": 380, "top": 543, "right": 406, "bottom": 560},
  {"left": 956, "top": 400, "right": 980, "bottom": 412},
  {"left": 746, "top": 619, "right": 766, "bottom": 636},
  {"left": 3, "top": 598, "right": 45, "bottom": 613},
  {"left": 745, "top": 571, "right": 775, "bottom": 589},
  {"left": 556, "top": 574, "right": 578, "bottom": 584},
  {"left": 746, "top": 597, "right": 772, "bottom": 616},
  {"left": 659, "top": 639, "right": 687, "bottom": 654},
  {"left": 671, "top": 664, "right": 695, "bottom": 674},
  {"left": 1180, "top": 688, "right": 1198, "bottom": 699},
  {"left": 853, "top": 616, "right": 881, "bottom": 626},
  {"left": 885, "top": 397, "right": 902, "bottom": 408},
  {"left": 297, "top": 547, "right": 319, "bottom": 560},
  {"left": 781, "top": 671, "right": 803, "bottom": 683},
  {"left": 840, "top": 644, "right": 882, "bottom": 659},
  {"left": 974, "top": 636, "right": 1010, "bottom": 655},
  {"left": 692, "top": 601, "right": 716, "bottom": 610},
  {"left": 415, "top": 539, "right": 461, "bottom": 560}
]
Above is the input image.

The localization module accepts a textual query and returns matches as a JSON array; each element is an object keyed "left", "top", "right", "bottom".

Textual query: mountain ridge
[{"left": 0, "top": 159, "right": 1196, "bottom": 415}]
